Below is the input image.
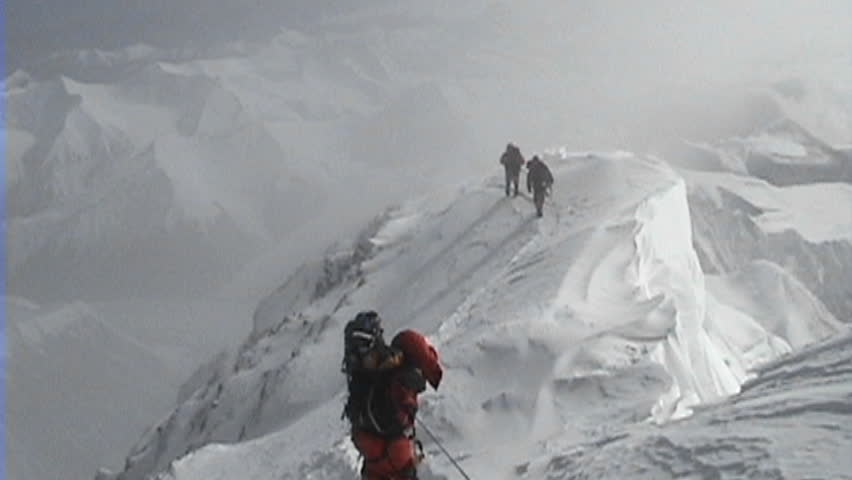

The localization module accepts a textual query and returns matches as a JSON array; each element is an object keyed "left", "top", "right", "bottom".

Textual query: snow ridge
[
  {"left": 102, "top": 153, "right": 843, "bottom": 480},
  {"left": 632, "top": 180, "right": 747, "bottom": 421}
]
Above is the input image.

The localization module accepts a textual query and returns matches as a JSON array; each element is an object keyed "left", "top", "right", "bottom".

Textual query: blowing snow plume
[{"left": 100, "top": 152, "right": 845, "bottom": 480}]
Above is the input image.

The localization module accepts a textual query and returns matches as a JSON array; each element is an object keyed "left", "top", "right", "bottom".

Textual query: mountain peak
[{"left": 102, "top": 152, "right": 844, "bottom": 480}]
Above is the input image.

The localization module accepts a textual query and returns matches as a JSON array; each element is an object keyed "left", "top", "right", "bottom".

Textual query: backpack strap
[{"left": 366, "top": 384, "right": 385, "bottom": 434}]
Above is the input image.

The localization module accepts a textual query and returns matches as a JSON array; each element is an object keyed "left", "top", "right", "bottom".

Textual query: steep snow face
[
  {"left": 632, "top": 180, "right": 747, "bottom": 421},
  {"left": 16, "top": 4, "right": 845, "bottom": 303},
  {"left": 9, "top": 16, "right": 512, "bottom": 304},
  {"left": 686, "top": 170, "right": 852, "bottom": 324},
  {"left": 686, "top": 170, "right": 852, "bottom": 244},
  {"left": 676, "top": 110, "right": 852, "bottom": 185},
  {"left": 519, "top": 330, "right": 852, "bottom": 480},
  {"left": 771, "top": 72, "right": 852, "bottom": 148},
  {"left": 5, "top": 67, "right": 322, "bottom": 302},
  {"left": 7, "top": 1, "right": 844, "bottom": 319},
  {"left": 8, "top": 23, "right": 510, "bottom": 479},
  {"left": 103, "top": 154, "right": 842, "bottom": 480},
  {"left": 100, "top": 163, "right": 539, "bottom": 480},
  {"left": 676, "top": 104, "right": 852, "bottom": 326},
  {"left": 9, "top": 8, "right": 847, "bottom": 480},
  {"left": 706, "top": 260, "right": 841, "bottom": 351}
]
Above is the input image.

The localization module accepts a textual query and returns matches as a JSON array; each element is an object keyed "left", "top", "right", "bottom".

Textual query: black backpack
[
  {"left": 341, "top": 311, "right": 405, "bottom": 435},
  {"left": 342, "top": 311, "right": 385, "bottom": 374}
]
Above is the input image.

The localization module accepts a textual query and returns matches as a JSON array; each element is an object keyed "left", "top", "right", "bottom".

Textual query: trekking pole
[{"left": 415, "top": 418, "right": 473, "bottom": 480}]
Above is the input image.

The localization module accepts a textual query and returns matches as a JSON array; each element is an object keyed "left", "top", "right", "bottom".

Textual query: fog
[
  {"left": 8, "top": 1, "right": 850, "bottom": 161},
  {"left": 6, "top": 0, "right": 851, "bottom": 353},
  {"left": 6, "top": 0, "right": 850, "bottom": 352},
  {"left": 4, "top": 2, "right": 851, "bottom": 479}
]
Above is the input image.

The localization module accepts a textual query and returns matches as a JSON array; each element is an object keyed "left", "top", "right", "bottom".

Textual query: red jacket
[{"left": 349, "top": 330, "right": 442, "bottom": 480}]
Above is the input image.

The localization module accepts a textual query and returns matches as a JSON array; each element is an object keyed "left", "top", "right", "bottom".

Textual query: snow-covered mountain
[
  {"left": 6, "top": 3, "right": 850, "bottom": 480},
  {"left": 8, "top": 21, "right": 491, "bottom": 476},
  {"left": 98, "top": 151, "right": 849, "bottom": 480},
  {"left": 7, "top": 3, "right": 526, "bottom": 302},
  {"left": 5, "top": 66, "right": 322, "bottom": 301},
  {"left": 687, "top": 170, "right": 852, "bottom": 322},
  {"left": 516, "top": 329, "right": 852, "bottom": 479},
  {"left": 10, "top": 1, "right": 850, "bottom": 305}
]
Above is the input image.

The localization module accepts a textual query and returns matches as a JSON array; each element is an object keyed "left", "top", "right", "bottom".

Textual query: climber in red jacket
[{"left": 342, "top": 311, "right": 443, "bottom": 480}]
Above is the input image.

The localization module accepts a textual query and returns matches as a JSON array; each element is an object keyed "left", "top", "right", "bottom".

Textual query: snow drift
[
  {"left": 8, "top": 5, "right": 849, "bottom": 480},
  {"left": 101, "top": 153, "right": 843, "bottom": 480},
  {"left": 518, "top": 330, "right": 852, "bottom": 480}
]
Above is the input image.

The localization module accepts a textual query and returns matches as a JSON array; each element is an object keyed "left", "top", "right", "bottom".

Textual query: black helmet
[{"left": 344, "top": 310, "right": 384, "bottom": 357}]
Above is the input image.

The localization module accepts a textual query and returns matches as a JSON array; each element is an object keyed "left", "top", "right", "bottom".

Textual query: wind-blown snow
[
  {"left": 634, "top": 180, "right": 746, "bottom": 421},
  {"left": 519, "top": 330, "right": 852, "bottom": 480},
  {"left": 103, "top": 153, "right": 843, "bottom": 480},
  {"left": 8, "top": 5, "right": 850, "bottom": 480}
]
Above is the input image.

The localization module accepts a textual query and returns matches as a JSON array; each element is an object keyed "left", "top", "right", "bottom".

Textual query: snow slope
[
  {"left": 675, "top": 112, "right": 852, "bottom": 185},
  {"left": 7, "top": 5, "right": 848, "bottom": 480},
  {"left": 9, "top": 1, "right": 850, "bottom": 305},
  {"left": 686, "top": 170, "right": 852, "bottom": 243},
  {"left": 686, "top": 169, "right": 852, "bottom": 324},
  {"left": 518, "top": 330, "right": 852, "bottom": 480},
  {"left": 102, "top": 153, "right": 843, "bottom": 480},
  {"left": 7, "top": 8, "right": 584, "bottom": 478},
  {"left": 5, "top": 69, "right": 322, "bottom": 302}
]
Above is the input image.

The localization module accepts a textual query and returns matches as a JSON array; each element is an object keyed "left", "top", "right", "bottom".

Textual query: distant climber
[
  {"left": 499, "top": 143, "right": 525, "bottom": 197},
  {"left": 342, "top": 311, "right": 443, "bottom": 480},
  {"left": 526, "top": 155, "right": 554, "bottom": 217}
]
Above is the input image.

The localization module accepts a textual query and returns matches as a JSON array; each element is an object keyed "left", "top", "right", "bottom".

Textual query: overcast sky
[
  {"left": 7, "top": 1, "right": 850, "bottom": 73},
  {"left": 5, "top": 0, "right": 357, "bottom": 71}
]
